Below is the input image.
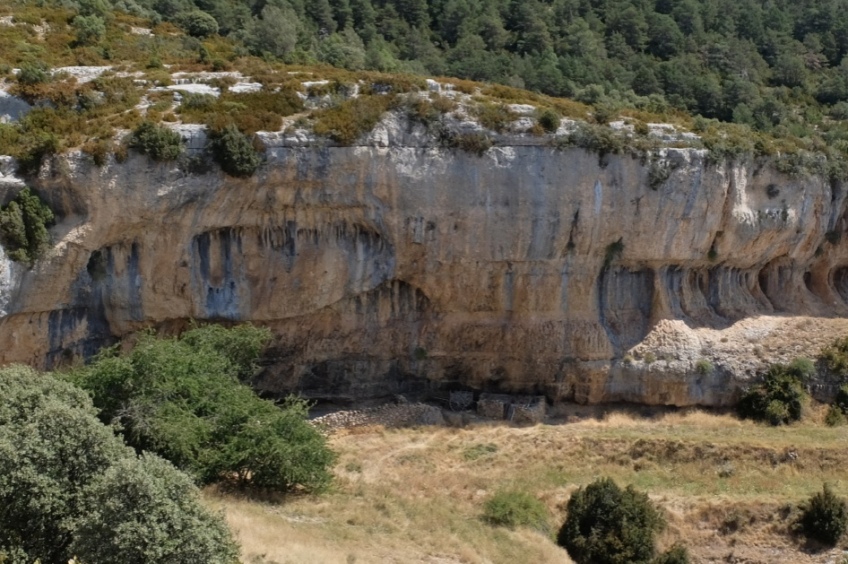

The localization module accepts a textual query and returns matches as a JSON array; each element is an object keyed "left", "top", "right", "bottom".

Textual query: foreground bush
[
  {"left": 69, "top": 324, "right": 334, "bottom": 492},
  {"left": 736, "top": 362, "right": 808, "bottom": 425},
  {"left": 798, "top": 484, "right": 847, "bottom": 546},
  {"left": 0, "top": 365, "right": 237, "bottom": 564},
  {"left": 483, "top": 490, "right": 549, "bottom": 533},
  {"left": 557, "top": 477, "right": 664, "bottom": 564}
]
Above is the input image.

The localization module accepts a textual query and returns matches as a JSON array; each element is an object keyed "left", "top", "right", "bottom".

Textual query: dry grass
[{"left": 204, "top": 409, "right": 848, "bottom": 563}]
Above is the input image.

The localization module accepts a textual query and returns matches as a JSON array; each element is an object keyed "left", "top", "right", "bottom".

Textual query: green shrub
[
  {"left": 129, "top": 121, "right": 183, "bottom": 161},
  {"left": 312, "top": 94, "right": 395, "bottom": 145},
  {"left": 736, "top": 363, "right": 808, "bottom": 425},
  {"left": 17, "top": 60, "right": 50, "bottom": 86},
  {"left": 604, "top": 238, "right": 624, "bottom": 267},
  {"left": 68, "top": 325, "right": 334, "bottom": 492},
  {"left": 788, "top": 357, "right": 816, "bottom": 379},
  {"left": 559, "top": 123, "right": 626, "bottom": 162},
  {"left": 653, "top": 544, "right": 690, "bottom": 564},
  {"left": 483, "top": 490, "right": 549, "bottom": 533},
  {"left": 463, "top": 443, "right": 498, "bottom": 460},
  {"left": 72, "top": 14, "right": 106, "bottom": 46},
  {"left": 178, "top": 10, "right": 219, "bottom": 38},
  {"left": 71, "top": 454, "right": 238, "bottom": 564},
  {"left": 557, "top": 477, "right": 664, "bottom": 564},
  {"left": 475, "top": 103, "right": 516, "bottom": 133},
  {"left": 0, "top": 365, "right": 238, "bottom": 564},
  {"left": 695, "top": 359, "right": 713, "bottom": 375},
  {"left": 454, "top": 131, "right": 493, "bottom": 156},
  {"left": 825, "top": 405, "right": 846, "bottom": 427},
  {"left": 798, "top": 484, "right": 847, "bottom": 546},
  {"left": 647, "top": 160, "right": 671, "bottom": 190},
  {"left": 0, "top": 187, "right": 54, "bottom": 265},
  {"left": 537, "top": 108, "right": 561, "bottom": 133},
  {"left": 822, "top": 337, "right": 848, "bottom": 376},
  {"left": 209, "top": 124, "right": 262, "bottom": 177},
  {"left": 835, "top": 384, "right": 848, "bottom": 414}
]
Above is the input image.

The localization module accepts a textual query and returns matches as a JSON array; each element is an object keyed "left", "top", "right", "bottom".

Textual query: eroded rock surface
[{"left": 2, "top": 114, "right": 848, "bottom": 406}]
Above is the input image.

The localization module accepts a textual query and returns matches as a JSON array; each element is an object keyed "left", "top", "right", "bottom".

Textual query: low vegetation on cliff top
[{"left": 2, "top": 0, "right": 848, "bottom": 181}]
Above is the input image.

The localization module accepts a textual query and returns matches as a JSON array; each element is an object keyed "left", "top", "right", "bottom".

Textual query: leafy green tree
[
  {"left": 71, "top": 454, "right": 238, "bottom": 564},
  {"left": 69, "top": 325, "right": 335, "bottom": 492},
  {"left": 647, "top": 13, "right": 683, "bottom": 59},
  {"left": 178, "top": 10, "right": 220, "bottom": 37},
  {"left": 247, "top": 4, "right": 300, "bottom": 59},
  {"left": 557, "top": 477, "right": 665, "bottom": 564},
  {"left": 318, "top": 27, "right": 367, "bottom": 70},
  {"left": 0, "top": 365, "right": 238, "bottom": 564}
]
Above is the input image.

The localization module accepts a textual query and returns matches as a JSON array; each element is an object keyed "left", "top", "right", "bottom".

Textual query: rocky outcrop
[{"left": 2, "top": 114, "right": 848, "bottom": 406}]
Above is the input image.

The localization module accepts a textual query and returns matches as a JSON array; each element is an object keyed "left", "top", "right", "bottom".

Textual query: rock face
[{"left": 2, "top": 114, "right": 848, "bottom": 406}]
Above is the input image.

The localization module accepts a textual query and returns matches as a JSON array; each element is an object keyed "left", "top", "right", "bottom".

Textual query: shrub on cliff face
[
  {"left": 557, "top": 477, "right": 664, "bottom": 564},
  {"left": 68, "top": 325, "right": 335, "bottom": 492},
  {"left": 0, "top": 365, "right": 238, "bottom": 564},
  {"left": 129, "top": 121, "right": 183, "bottom": 161},
  {"left": 736, "top": 362, "right": 808, "bottom": 425},
  {"left": 209, "top": 124, "right": 262, "bottom": 177},
  {"left": 0, "top": 187, "right": 54, "bottom": 265}
]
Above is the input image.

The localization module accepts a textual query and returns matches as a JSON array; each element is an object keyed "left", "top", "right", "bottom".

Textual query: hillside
[{"left": 206, "top": 408, "right": 848, "bottom": 563}]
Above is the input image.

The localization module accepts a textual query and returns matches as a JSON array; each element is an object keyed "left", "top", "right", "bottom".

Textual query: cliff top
[{"left": 0, "top": 1, "right": 846, "bottom": 180}]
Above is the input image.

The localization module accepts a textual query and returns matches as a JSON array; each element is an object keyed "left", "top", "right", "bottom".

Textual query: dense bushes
[
  {"left": 822, "top": 336, "right": 848, "bottom": 375},
  {"left": 0, "top": 187, "right": 54, "bottom": 265},
  {"left": 209, "top": 124, "right": 262, "bottom": 178},
  {"left": 0, "top": 365, "right": 237, "bottom": 564},
  {"left": 736, "top": 361, "right": 809, "bottom": 425},
  {"left": 482, "top": 490, "right": 549, "bottom": 533},
  {"left": 68, "top": 324, "right": 334, "bottom": 492},
  {"left": 557, "top": 477, "right": 665, "bottom": 564},
  {"left": 129, "top": 121, "right": 183, "bottom": 161},
  {"left": 798, "top": 484, "right": 848, "bottom": 546},
  {"left": 312, "top": 94, "right": 396, "bottom": 145}
]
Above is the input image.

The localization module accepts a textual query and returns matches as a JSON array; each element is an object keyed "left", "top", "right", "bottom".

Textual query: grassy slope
[{"left": 204, "top": 408, "right": 848, "bottom": 564}]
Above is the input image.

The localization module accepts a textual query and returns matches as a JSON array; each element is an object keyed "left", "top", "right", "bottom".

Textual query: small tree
[
  {"left": 557, "top": 477, "right": 664, "bottom": 564},
  {"left": 69, "top": 325, "right": 334, "bottom": 492},
  {"left": 179, "top": 11, "right": 219, "bottom": 38},
  {"left": 209, "top": 124, "right": 262, "bottom": 177},
  {"left": 130, "top": 121, "right": 183, "bottom": 161},
  {"left": 798, "top": 484, "right": 847, "bottom": 546}
]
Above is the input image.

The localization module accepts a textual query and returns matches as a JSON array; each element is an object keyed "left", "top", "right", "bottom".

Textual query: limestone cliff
[{"left": 2, "top": 114, "right": 848, "bottom": 406}]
